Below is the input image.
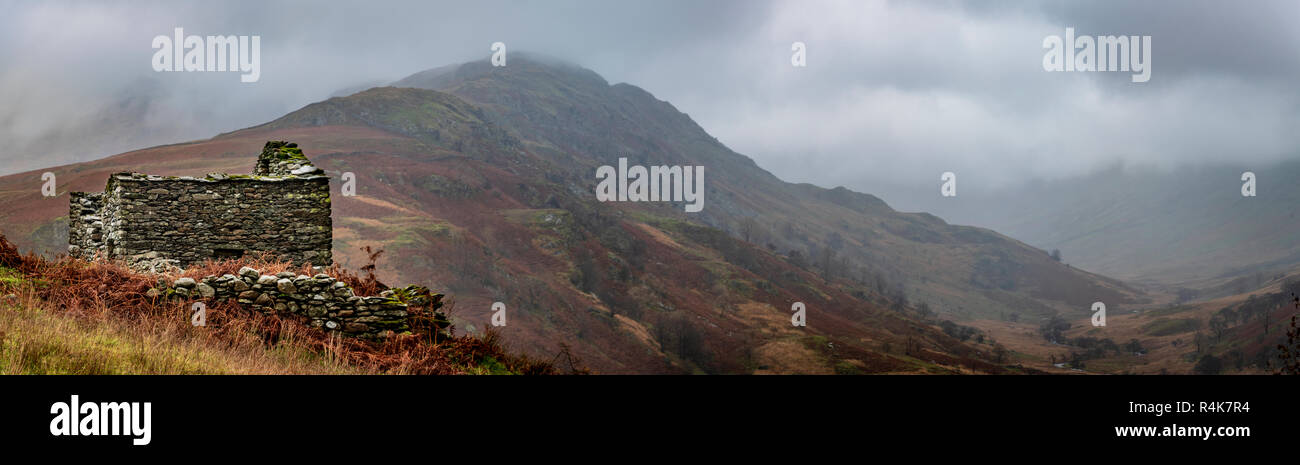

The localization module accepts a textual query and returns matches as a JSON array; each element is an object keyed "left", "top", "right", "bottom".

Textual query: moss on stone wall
[{"left": 167, "top": 268, "right": 451, "bottom": 341}]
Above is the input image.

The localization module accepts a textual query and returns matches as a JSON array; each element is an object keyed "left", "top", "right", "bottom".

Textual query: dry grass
[
  {"left": 751, "top": 338, "right": 835, "bottom": 375},
  {"left": 0, "top": 232, "right": 564, "bottom": 375},
  {"left": 0, "top": 289, "right": 362, "bottom": 374}
]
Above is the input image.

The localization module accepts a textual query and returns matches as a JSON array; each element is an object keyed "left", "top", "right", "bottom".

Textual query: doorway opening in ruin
[{"left": 213, "top": 248, "right": 245, "bottom": 260}]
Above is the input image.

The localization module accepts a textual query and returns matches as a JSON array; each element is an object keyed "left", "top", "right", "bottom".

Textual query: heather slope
[
  {"left": 395, "top": 56, "right": 1145, "bottom": 319},
  {"left": 0, "top": 57, "right": 1141, "bottom": 373}
]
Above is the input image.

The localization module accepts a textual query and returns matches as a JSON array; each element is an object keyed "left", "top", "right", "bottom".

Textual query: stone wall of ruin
[
  {"left": 69, "top": 173, "right": 332, "bottom": 269},
  {"left": 169, "top": 266, "right": 428, "bottom": 339}
]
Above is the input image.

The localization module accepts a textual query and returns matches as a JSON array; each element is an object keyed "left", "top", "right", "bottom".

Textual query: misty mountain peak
[{"left": 394, "top": 52, "right": 609, "bottom": 91}]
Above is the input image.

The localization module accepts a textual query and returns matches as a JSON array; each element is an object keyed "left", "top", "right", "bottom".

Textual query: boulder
[{"left": 238, "top": 267, "right": 260, "bottom": 279}]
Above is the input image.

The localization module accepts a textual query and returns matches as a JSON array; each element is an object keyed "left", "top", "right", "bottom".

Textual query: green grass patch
[
  {"left": 0, "top": 266, "right": 23, "bottom": 286},
  {"left": 1143, "top": 305, "right": 1197, "bottom": 318},
  {"left": 1142, "top": 317, "right": 1201, "bottom": 336}
]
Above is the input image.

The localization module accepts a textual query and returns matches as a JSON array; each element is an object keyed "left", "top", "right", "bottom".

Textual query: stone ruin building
[
  {"left": 64, "top": 141, "right": 452, "bottom": 340},
  {"left": 69, "top": 141, "right": 332, "bottom": 272}
]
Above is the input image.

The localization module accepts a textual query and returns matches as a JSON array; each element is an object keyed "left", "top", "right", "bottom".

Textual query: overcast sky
[{"left": 2, "top": 0, "right": 1298, "bottom": 212}]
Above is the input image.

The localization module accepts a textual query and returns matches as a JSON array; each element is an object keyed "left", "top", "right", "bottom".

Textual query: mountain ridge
[{"left": 0, "top": 56, "right": 1144, "bottom": 373}]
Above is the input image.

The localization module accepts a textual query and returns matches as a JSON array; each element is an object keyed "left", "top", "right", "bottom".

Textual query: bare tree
[
  {"left": 993, "top": 344, "right": 1009, "bottom": 363},
  {"left": 905, "top": 335, "right": 923, "bottom": 356},
  {"left": 917, "top": 302, "right": 933, "bottom": 320},
  {"left": 1209, "top": 315, "right": 1227, "bottom": 343},
  {"left": 817, "top": 246, "right": 837, "bottom": 282},
  {"left": 1274, "top": 295, "right": 1300, "bottom": 375},
  {"left": 739, "top": 217, "right": 758, "bottom": 243}
]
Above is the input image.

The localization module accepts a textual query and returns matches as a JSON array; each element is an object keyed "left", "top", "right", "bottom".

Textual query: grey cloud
[{"left": 1, "top": 0, "right": 1296, "bottom": 221}]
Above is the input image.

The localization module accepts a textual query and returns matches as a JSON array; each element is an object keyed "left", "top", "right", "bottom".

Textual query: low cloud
[{"left": 2, "top": 0, "right": 1296, "bottom": 214}]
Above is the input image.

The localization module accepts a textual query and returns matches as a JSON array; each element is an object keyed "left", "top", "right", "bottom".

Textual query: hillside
[
  {"left": 392, "top": 56, "right": 1145, "bottom": 316},
  {"left": 0, "top": 56, "right": 1143, "bottom": 373}
]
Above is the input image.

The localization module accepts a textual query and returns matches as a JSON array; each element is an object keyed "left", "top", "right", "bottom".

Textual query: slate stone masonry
[
  {"left": 69, "top": 141, "right": 332, "bottom": 271},
  {"left": 170, "top": 266, "right": 417, "bottom": 339}
]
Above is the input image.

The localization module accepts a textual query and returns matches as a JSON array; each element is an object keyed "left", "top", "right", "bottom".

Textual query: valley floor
[{"left": 968, "top": 276, "right": 1300, "bottom": 375}]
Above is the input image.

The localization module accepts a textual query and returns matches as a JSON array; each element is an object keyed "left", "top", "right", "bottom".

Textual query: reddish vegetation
[
  {"left": 0, "top": 80, "right": 1050, "bottom": 374},
  {"left": 175, "top": 249, "right": 386, "bottom": 300},
  {"left": 0, "top": 125, "right": 1008, "bottom": 374},
  {"left": 0, "top": 232, "right": 560, "bottom": 374}
]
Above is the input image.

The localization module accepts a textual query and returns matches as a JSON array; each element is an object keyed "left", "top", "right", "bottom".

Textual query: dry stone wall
[{"left": 170, "top": 266, "right": 428, "bottom": 339}]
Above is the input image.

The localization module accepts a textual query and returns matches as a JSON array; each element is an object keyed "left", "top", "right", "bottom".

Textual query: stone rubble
[{"left": 167, "top": 266, "right": 440, "bottom": 340}]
